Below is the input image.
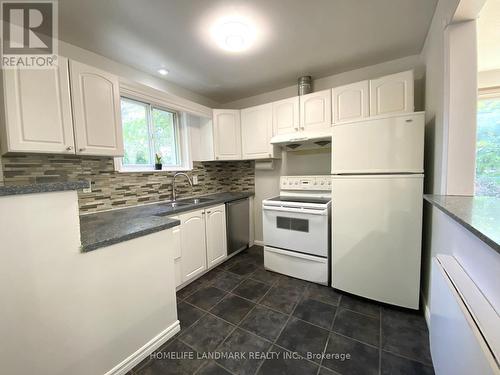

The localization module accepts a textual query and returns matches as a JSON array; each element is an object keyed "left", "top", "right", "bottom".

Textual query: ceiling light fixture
[
  {"left": 211, "top": 17, "right": 256, "bottom": 52},
  {"left": 158, "top": 68, "right": 169, "bottom": 76}
]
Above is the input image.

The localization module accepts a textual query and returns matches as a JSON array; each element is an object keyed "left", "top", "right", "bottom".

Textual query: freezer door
[
  {"left": 332, "top": 112, "right": 424, "bottom": 174},
  {"left": 331, "top": 174, "right": 423, "bottom": 309}
]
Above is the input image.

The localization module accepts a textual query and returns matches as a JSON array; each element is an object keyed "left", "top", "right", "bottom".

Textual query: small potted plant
[{"left": 154, "top": 153, "right": 162, "bottom": 170}]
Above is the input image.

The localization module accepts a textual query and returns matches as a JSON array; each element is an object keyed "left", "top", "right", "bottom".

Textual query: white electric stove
[{"left": 262, "top": 175, "right": 331, "bottom": 285}]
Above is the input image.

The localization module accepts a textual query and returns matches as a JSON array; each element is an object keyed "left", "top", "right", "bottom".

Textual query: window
[
  {"left": 119, "top": 97, "right": 181, "bottom": 170},
  {"left": 476, "top": 89, "right": 500, "bottom": 197}
]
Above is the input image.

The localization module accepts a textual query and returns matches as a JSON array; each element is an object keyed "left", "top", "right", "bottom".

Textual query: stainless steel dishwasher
[{"left": 226, "top": 198, "right": 250, "bottom": 255}]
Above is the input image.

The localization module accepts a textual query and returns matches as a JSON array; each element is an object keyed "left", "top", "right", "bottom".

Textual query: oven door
[{"left": 262, "top": 204, "right": 329, "bottom": 257}]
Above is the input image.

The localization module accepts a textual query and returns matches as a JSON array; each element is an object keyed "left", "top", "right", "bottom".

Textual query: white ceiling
[
  {"left": 478, "top": 0, "right": 500, "bottom": 72},
  {"left": 59, "top": 0, "right": 438, "bottom": 103}
]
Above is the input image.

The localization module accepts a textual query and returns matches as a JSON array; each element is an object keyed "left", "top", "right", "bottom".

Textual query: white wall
[
  {"left": 420, "top": 0, "right": 461, "bottom": 314},
  {"left": 284, "top": 149, "right": 331, "bottom": 176},
  {"left": 478, "top": 68, "right": 500, "bottom": 88},
  {"left": 60, "top": 40, "right": 218, "bottom": 108},
  {"left": 420, "top": 0, "right": 489, "bottom": 313},
  {"left": 0, "top": 191, "right": 179, "bottom": 375},
  {"left": 420, "top": 0, "right": 461, "bottom": 195},
  {"left": 444, "top": 20, "right": 478, "bottom": 195},
  {"left": 222, "top": 55, "right": 425, "bottom": 110}
]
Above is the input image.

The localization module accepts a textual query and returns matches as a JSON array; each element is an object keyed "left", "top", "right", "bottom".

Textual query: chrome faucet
[{"left": 172, "top": 172, "right": 193, "bottom": 201}]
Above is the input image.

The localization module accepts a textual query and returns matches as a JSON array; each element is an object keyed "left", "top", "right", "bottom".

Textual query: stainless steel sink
[
  {"left": 154, "top": 198, "right": 213, "bottom": 217},
  {"left": 179, "top": 197, "right": 214, "bottom": 204},
  {"left": 159, "top": 201, "right": 190, "bottom": 208},
  {"left": 154, "top": 202, "right": 190, "bottom": 216}
]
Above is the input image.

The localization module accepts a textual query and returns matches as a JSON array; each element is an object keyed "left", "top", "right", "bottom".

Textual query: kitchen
[{"left": 0, "top": 1, "right": 499, "bottom": 375}]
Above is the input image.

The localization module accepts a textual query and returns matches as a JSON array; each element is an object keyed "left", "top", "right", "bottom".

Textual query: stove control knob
[{"left": 321, "top": 181, "right": 325, "bottom": 185}]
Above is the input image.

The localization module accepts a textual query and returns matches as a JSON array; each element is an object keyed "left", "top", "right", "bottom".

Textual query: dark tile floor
[{"left": 131, "top": 245, "right": 434, "bottom": 375}]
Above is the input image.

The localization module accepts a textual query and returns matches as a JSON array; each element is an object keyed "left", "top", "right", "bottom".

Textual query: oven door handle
[{"left": 262, "top": 205, "right": 328, "bottom": 216}]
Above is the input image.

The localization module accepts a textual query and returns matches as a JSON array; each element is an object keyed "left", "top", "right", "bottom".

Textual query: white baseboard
[
  {"left": 104, "top": 320, "right": 180, "bottom": 375},
  {"left": 254, "top": 240, "right": 264, "bottom": 246}
]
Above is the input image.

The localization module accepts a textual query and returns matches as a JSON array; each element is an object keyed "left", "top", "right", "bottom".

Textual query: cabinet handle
[
  {"left": 215, "top": 156, "right": 219, "bottom": 160},
  {"left": 66, "top": 146, "right": 73, "bottom": 151},
  {"left": 268, "top": 153, "right": 272, "bottom": 158},
  {"left": 206, "top": 211, "right": 211, "bottom": 214},
  {"left": 79, "top": 148, "right": 85, "bottom": 152}
]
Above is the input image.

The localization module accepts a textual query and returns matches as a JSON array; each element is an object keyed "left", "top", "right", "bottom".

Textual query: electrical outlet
[
  {"left": 192, "top": 175, "right": 198, "bottom": 185},
  {"left": 83, "top": 179, "right": 92, "bottom": 193}
]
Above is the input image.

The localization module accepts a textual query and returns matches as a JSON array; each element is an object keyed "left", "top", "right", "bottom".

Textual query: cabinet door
[
  {"left": 205, "top": 204, "right": 227, "bottom": 268},
  {"left": 1, "top": 57, "right": 74, "bottom": 154},
  {"left": 69, "top": 60, "right": 124, "bottom": 156},
  {"left": 369, "top": 70, "right": 414, "bottom": 116},
  {"left": 179, "top": 209, "right": 207, "bottom": 282},
  {"left": 272, "top": 97, "right": 299, "bottom": 135},
  {"left": 188, "top": 114, "right": 215, "bottom": 161},
  {"left": 213, "top": 109, "right": 242, "bottom": 160},
  {"left": 300, "top": 89, "right": 332, "bottom": 130},
  {"left": 241, "top": 103, "right": 274, "bottom": 159},
  {"left": 171, "top": 217, "right": 183, "bottom": 287},
  {"left": 332, "top": 81, "right": 369, "bottom": 124}
]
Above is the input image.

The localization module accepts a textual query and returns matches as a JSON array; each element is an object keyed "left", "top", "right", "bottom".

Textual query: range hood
[{"left": 271, "top": 129, "right": 332, "bottom": 151}]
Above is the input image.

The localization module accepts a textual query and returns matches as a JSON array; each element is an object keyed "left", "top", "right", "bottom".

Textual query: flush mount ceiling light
[
  {"left": 158, "top": 68, "right": 169, "bottom": 76},
  {"left": 211, "top": 16, "right": 257, "bottom": 52}
]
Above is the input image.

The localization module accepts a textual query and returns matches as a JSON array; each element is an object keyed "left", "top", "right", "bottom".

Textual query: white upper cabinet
[
  {"left": 241, "top": 103, "right": 277, "bottom": 159},
  {"left": 0, "top": 57, "right": 74, "bottom": 154},
  {"left": 69, "top": 60, "right": 124, "bottom": 156},
  {"left": 272, "top": 96, "right": 299, "bottom": 135},
  {"left": 188, "top": 114, "right": 214, "bottom": 161},
  {"left": 213, "top": 109, "right": 242, "bottom": 160},
  {"left": 205, "top": 204, "right": 228, "bottom": 268},
  {"left": 300, "top": 89, "right": 332, "bottom": 130},
  {"left": 332, "top": 81, "right": 369, "bottom": 124},
  {"left": 369, "top": 70, "right": 414, "bottom": 116}
]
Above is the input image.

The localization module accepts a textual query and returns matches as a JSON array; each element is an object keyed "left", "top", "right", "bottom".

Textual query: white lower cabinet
[
  {"left": 205, "top": 204, "right": 227, "bottom": 267},
  {"left": 171, "top": 217, "right": 183, "bottom": 287},
  {"left": 175, "top": 204, "right": 228, "bottom": 287},
  {"left": 179, "top": 209, "right": 207, "bottom": 282}
]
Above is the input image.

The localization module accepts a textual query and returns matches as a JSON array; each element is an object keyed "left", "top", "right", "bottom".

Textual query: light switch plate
[
  {"left": 83, "top": 180, "right": 92, "bottom": 193},
  {"left": 192, "top": 175, "right": 198, "bottom": 185}
]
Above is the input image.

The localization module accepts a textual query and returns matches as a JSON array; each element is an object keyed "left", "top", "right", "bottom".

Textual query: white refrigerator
[{"left": 331, "top": 112, "right": 425, "bottom": 309}]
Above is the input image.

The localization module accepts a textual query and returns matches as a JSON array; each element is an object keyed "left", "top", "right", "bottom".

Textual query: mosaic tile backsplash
[{"left": 0, "top": 154, "right": 255, "bottom": 213}]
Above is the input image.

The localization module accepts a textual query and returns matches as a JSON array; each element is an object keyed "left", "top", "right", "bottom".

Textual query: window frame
[
  {"left": 475, "top": 87, "right": 500, "bottom": 196},
  {"left": 115, "top": 92, "right": 192, "bottom": 173}
]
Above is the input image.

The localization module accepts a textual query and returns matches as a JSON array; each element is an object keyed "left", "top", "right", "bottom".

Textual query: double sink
[{"left": 154, "top": 197, "right": 215, "bottom": 217}]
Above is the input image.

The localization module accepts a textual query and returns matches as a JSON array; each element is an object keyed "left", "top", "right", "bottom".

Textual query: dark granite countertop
[
  {"left": 80, "top": 191, "right": 254, "bottom": 252},
  {"left": 424, "top": 195, "right": 500, "bottom": 254},
  {"left": 0, "top": 179, "right": 90, "bottom": 196}
]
